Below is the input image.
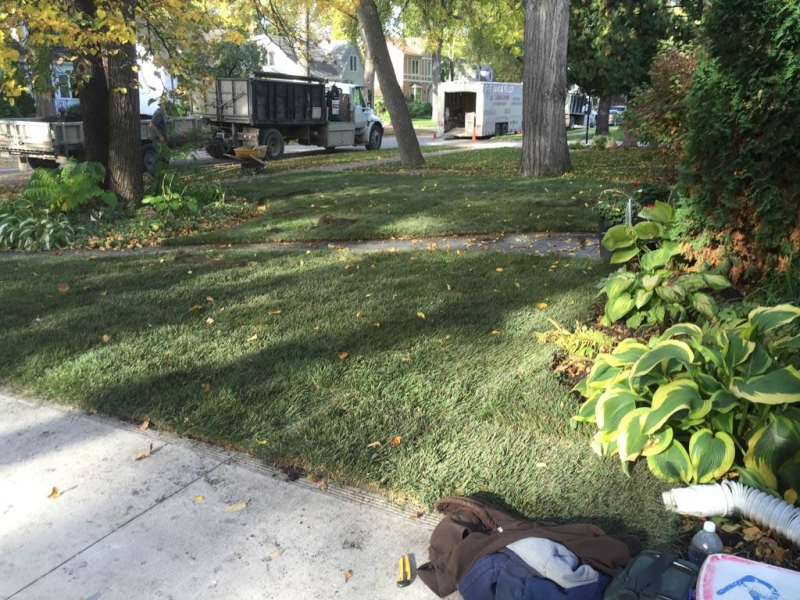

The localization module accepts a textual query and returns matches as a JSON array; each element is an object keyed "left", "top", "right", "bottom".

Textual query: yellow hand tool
[{"left": 396, "top": 554, "right": 412, "bottom": 588}]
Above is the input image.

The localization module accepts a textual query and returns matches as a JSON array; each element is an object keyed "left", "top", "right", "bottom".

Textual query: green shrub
[
  {"left": 600, "top": 201, "right": 731, "bottom": 329},
  {"left": 141, "top": 173, "right": 199, "bottom": 219},
  {"left": 0, "top": 200, "right": 77, "bottom": 250},
  {"left": 592, "top": 188, "right": 643, "bottom": 227},
  {"left": 592, "top": 135, "right": 609, "bottom": 151},
  {"left": 406, "top": 100, "right": 432, "bottom": 119},
  {"left": 22, "top": 160, "right": 117, "bottom": 212},
  {"left": 574, "top": 304, "right": 800, "bottom": 502},
  {"left": 681, "top": 0, "right": 800, "bottom": 285}
]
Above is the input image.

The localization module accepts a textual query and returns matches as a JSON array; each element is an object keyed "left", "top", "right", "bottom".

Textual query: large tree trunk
[
  {"left": 595, "top": 95, "right": 611, "bottom": 136},
  {"left": 431, "top": 37, "right": 443, "bottom": 124},
  {"left": 360, "top": 25, "right": 375, "bottom": 107},
  {"left": 356, "top": 0, "right": 424, "bottom": 167},
  {"left": 107, "top": 6, "right": 143, "bottom": 205},
  {"left": 75, "top": 0, "right": 109, "bottom": 172},
  {"left": 520, "top": 0, "right": 572, "bottom": 177}
]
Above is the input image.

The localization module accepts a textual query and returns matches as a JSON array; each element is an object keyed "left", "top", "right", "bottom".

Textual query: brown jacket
[{"left": 417, "top": 497, "right": 641, "bottom": 598}]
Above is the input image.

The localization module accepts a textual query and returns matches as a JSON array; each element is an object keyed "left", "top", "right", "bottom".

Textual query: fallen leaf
[
  {"left": 495, "top": 267, "right": 504, "bottom": 272},
  {"left": 189, "top": 305, "right": 203, "bottom": 312},
  {"left": 57, "top": 283, "right": 70, "bottom": 293},
  {"left": 416, "top": 312, "right": 426, "bottom": 319},
  {"left": 206, "top": 295, "right": 214, "bottom": 302},
  {"left": 314, "top": 479, "right": 328, "bottom": 491},
  {"left": 101, "top": 334, "right": 112, "bottom": 343},
  {"left": 446, "top": 284, "right": 452, "bottom": 291},
  {"left": 194, "top": 495, "right": 204, "bottom": 502},
  {"left": 537, "top": 302, "right": 548, "bottom": 309},
  {"left": 355, "top": 311, "right": 363, "bottom": 318},
  {"left": 48, "top": 486, "right": 60, "bottom": 499},
  {"left": 255, "top": 439, "right": 269, "bottom": 446},
  {"left": 201, "top": 382, "right": 211, "bottom": 392},
  {"left": 490, "top": 330, "right": 499, "bottom": 335},
  {"left": 100, "top": 290, "right": 108, "bottom": 296},
  {"left": 139, "top": 419, "right": 150, "bottom": 431},
  {"left": 373, "top": 322, "right": 381, "bottom": 328},
  {"left": 247, "top": 334, "right": 258, "bottom": 342},
  {"left": 337, "top": 351, "right": 349, "bottom": 360},
  {"left": 344, "top": 570, "right": 352, "bottom": 583},
  {"left": 721, "top": 523, "right": 741, "bottom": 534},
  {"left": 366, "top": 441, "right": 381, "bottom": 448},
  {"left": 402, "top": 356, "right": 411, "bottom": 362},
  {"left": 266, "top": 548, "right": 284, "bottom": 561},
  {"left": 307, "top": 473, "right": 320, "bottom": 483},
  {"left": 224, "top": 500, "right": 249, "bottom": 513},
  {"left": 411, "top": 510, "right": 425, "bottom": 520},
  {"left": 785, "top": 489, "right": 798, "bottom": 504},
  {"left": 205, "top": 317, "right": 214, "bottom": 325},
  {"left": 135, "top": 442, "right": 153, "bottom": 461},
  {"left": 389, "top": 435, "right": 402, "bottom": 446},
  {"left": 268, "top": 309, "right": 282, "bottom": 316},
  {"left": 535, "top": 462, "right": 548, "bottom": 468},
  {"left": 514, "top": 279, "right": 520, "bottom": 289}
]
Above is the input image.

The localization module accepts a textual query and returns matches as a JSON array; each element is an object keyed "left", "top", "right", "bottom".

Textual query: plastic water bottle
[{"left": 688, "top": 521, "right": 724, "bottom": 566}]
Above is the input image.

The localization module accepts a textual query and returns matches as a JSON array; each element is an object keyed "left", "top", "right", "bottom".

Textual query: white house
[{"left": 252, "top": 34, "right": 364, "bottom": 85}]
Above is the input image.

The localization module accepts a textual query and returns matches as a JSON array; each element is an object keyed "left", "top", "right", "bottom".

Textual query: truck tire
[
  {"left": 365, "top": 124, "right": 383, "bottom": 151},
  {"left": 27, "top": 157, "right": 59, "bottom": 169},
  {"left": 205, "top": 139, "right": 226, "bottom": 159},
  {"left": 260, "top": 129, "right": 285, "bottom": 160},
  {"left": 142, "top": 145, "right": 159, "bottom": 175}
]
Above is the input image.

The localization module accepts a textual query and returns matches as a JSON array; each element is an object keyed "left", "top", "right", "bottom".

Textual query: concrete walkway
[{"left": 0, "top": 391, "right": 445, "bottom": 600}]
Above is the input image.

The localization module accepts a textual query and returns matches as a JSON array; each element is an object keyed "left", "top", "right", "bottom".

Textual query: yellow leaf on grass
[
  {"left": 344, "top": 570, "right": 352, "bottom": 582},
  {"left": 139, "top": 419, "right": 150, "bottom": 431},
  {"left": 48, "top": 486, "right": 60, "bottom": 499},
  {"left": 373, "top": 322, "right": 381, "bottom": 328},
  {"left": 337, "top": 351, "right": 349, "bottom": 360},
  {"left": 100, "top": 290, "right": 108, "bottom": 296},
  {"left": 366, "top": 441, "right": 381, "bottom": 448},
  {"left": 225, "top": 501, "right": 249, "bottom": 513},
  {"left": 135, "top": 442, "right": 153, "bottom": 461},
  {"left": 247, "top": 334, "right": 258, "bottom": 342},
  {"left": 189, "top": 305, "right": 203, "bottom": 312},
  {"left": 490, "top": 330, "right": 499, "bottom": 335},
  {"left": 268, "top": 310, "right": 282, "bottom": 316},
  {"left": 267, "top": 548, "right": 284, "bottom": 561},
  {"left": 537, "top": 302, "right": 548, "bottom": 309},
  {"left": 206, "top": 317, "right": 215, "bottom": 325},
  {"left": 206, "top": 295, "right": 214, "bottom": 302},
  {"left": 355, "top": 311, "right": 363, "bottom": 318},
  {"left": 446, "top": 284, "right": 452, "bottom": 291},
  {"left": 101, "top": 334, "right": 112, "bottom": 343},
  {"left": 255, "top": 439, "right": 269, "bottom": 446},
  {"left": 495, "top": 267, "right": 504, "bottom": 272},
  {"left": 201, "top": 382, "right": 211, "bottom": 392},
  {"left": 194, "top": 495, "right": 204, "bottom": 502},
  {"left": 57, "top": 283, "right": 70, "bottom": 293},
  {"left": 389, "top": 436, "right": 402, "bottom": 446},
  {"left": 416, "top": 312, "right": 426, "bottom": 319}
]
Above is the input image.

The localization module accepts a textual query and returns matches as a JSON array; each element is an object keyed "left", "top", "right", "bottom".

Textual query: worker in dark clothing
[{"left": 148, "top": 99, "right": 169, "bottom": 145}]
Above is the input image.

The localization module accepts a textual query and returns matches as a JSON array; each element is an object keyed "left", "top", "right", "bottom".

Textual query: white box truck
[{"left": 436, "top": 81, "right": 523, "bottom": 139}]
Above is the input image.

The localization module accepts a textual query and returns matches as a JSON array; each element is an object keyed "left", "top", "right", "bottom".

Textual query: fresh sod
[
  {"left": 0, "top": 250, "right": 676, "bottom": 544},
  {"left": 169, "top": 171, "right": 604, "bottom": 246}
]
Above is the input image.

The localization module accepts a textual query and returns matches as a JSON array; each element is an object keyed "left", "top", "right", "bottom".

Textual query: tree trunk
[
  {"left": 595, "top": 96, "right": 611, "bottom": 135},
  {"left": 360, "top": 25, "right": 375, "bottom": 107},
  {"left": 107, "top": 4, "right": 143, "bottom": 205},
  {"left": 431, "top": 37, "right": 443, "bottom": 124},
  {"left": 78, "top": 57, "right": 110, "bottom": 171},
  {"left": 356, "top": 0, "right": 424, "bottom": 167},
  {"left": 35, "top": 93, "right": 56, "bottom": 118},
  {"left": 520, "top": 0, "right": 572, "bottom": 177}
]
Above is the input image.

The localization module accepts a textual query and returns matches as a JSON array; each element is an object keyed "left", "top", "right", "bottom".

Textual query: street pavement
[{"left": 0, "top": 391, "right": 447, "bottom": 600}]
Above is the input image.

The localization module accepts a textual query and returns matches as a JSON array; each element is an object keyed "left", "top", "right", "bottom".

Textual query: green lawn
[
  {"left": 168, "top": 170, "right": 603, "bottom": 246},
  {"left": 0, "top": 249, "right": 676, "bottom": 543}
]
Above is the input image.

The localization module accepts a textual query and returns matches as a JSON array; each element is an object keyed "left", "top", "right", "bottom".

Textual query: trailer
[
  {"left": 194, "top": 72, "right": 384, "bottom": 160},
  {"left": 436, "top": 81, "right": 523, "bottom": 139},
  {"left": 0, "top": 116, "right": 203, "bottom": 172},
  {"left": 565, "top": 87, "right": 594, "bottom": 129}
]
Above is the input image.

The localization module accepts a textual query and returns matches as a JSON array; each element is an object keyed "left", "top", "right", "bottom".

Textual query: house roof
[{"left": 388, "top": 37, "right": 429, "bottom": 57}]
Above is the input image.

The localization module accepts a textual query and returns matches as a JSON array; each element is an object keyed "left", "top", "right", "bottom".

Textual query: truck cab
[{"left": 323, "top": 82, "right": 383, "bottom": 150}]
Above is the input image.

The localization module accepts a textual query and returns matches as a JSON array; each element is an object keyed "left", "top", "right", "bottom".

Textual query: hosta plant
[
  {"left": 0, "top": 200, "right": 77, "bottom": 250},
  {"left": 600, "top": 200, "right": 731, "bottom": 328},
  {"left": 574, "top": 304, "right": 800, "bottom": 503}
]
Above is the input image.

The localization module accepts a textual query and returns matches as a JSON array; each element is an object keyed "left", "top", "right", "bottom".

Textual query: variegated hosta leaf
[
  {"left": 731, "top": 366, "right": 800, "bottom": 405},
  {"left": 617, "top": 408, "right": 650, "bottom": 462},
  {"left": 748, "top": 304, "right": 800, "bottom": 333},
  {"left": 656, "top": 323, "right": 703, "bottom": 344},
  {"left": 604, "top": 340, "right": 649, "bottom": 367},
  {"left": 702, "top": 273, "right": 731, "bottom": 290},
  {"left": 689, "top": 429, "right": 736, "bottom": 483},
  {"left": 595, "top": 388, "right": 639, "bottom": 432},
  {"left": 643, "top": 380, "right": 696, "bottom": 434},
  {"left": 710, "top": 390, "right": 739, "bottom": 414},
  {"left": 574, "top": 397, "right": 598, "bottom": 423},
  {"left": 720, "top": 330, "right": 756, "bottom": 371},
  {"left": 647, "top": 439, "right": 693, "bottom": 483},
  {"left": 641, "top": 426, "right": 674, "bottom": 457},
  {"left": 630, "top": 340, "right": 695, "bottom": 383},
  {"left": 744, "top": 415, "right": 800, "bottom": 490}
]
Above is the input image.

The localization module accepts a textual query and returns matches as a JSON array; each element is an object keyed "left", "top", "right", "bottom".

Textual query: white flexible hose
[{"left": 662, "top": 481, "right": 800, "bottom": 547}]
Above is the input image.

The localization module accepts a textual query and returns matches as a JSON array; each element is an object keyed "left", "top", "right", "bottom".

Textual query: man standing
[{"left": 148, "top": 99, "right": 169, "bottom": 145}]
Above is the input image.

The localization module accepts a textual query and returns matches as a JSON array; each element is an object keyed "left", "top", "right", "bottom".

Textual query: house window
[
  {"left": 349, "top": 55, "right": 357, "bottom": 72},
  {"left": 266, "top": 51, "right": 275, "bottom": 67},
  {"left": 422, "top": 59, "right": 432, "bottom": 78},
  {"left": 58, "top": 74, "right": 72, "bottom": 99},
  {"left": 411, "top": 84, "right": 422, "bottom": 102},
  {"left": 411, "top": 59, "right": 420, "bottom": 75}
]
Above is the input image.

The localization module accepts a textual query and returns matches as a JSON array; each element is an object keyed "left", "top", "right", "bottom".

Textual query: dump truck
[
  {"left": 0, "top": 116, "right": 203, "bottom": 172},
  {"left": 194, "top": 72, "right": 384, "bottom": 160},
  {"left": 436, "top": 80, "right": 523, "bottom": 139}
]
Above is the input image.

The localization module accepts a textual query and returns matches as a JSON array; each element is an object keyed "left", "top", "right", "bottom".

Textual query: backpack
[{"left": 603, "top": 551, "right": 699, "bottom": 600}]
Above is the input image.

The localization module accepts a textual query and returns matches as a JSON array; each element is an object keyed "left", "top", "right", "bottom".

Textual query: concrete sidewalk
[{"left": 0, "top": 392, "right": 444, "bottom": 600}]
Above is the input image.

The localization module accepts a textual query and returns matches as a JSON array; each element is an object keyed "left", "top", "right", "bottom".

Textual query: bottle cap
[{"left": 703, "top": 521, "right": 717, "bottom": 533}]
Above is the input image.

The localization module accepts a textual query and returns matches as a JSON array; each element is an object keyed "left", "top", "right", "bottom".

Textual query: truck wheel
[
  {"left": 365, "top": 124, "right": 383, "bottom": 151},
  {"left": 142, "top": 145, "right": 159, "bottom": 175},
  {"left": 205, "top": 139, "right": 226, "bottom": 159},
  {"left": 260, "top": 129, "right": 285, "bottom": 160},
  {"left": 27, "top": 157, "right": 59, "bottom": 169}
]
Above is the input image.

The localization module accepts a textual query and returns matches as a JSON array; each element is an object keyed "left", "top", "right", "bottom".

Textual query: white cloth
[{"left": 505, "top": 537, "right": 600, "bottom": 589}]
